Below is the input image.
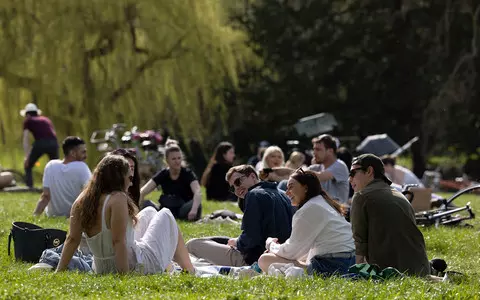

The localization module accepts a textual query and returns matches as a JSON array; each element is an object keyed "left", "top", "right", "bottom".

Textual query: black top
[
  {"left": 206, "top": 163, "right": 233, "bottom": 201},
  {"left": 152, "top": 167, "right": 198, "bottom": 201}
]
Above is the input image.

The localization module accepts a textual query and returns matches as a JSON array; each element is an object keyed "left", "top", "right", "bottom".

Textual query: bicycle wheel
[{"left": 445, "top": 184, "right": 480, "bottom": 208}]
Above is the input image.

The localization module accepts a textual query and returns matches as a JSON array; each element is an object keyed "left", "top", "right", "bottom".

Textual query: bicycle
[
  {"left": 91, "top": 124, "right": 165, "bottom": 185},
  {"left": 90, "top": 123, "right": 127, "bottom": 152},
  {"left": 121, "top": 127, "right": 165, "bottom": 184},
  {"left": 405, "top": 184, "right": 479, "bottom": 227}
]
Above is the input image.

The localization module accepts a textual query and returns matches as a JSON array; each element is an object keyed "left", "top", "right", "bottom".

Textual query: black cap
[{"left": 352, "top": 153, "right": 392, "bottom": 185}]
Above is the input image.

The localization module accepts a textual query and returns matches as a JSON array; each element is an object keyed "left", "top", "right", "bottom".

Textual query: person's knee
[
  {"left": 185, "top": 238, "right": 199, "bottom": 254},
  {"left": 0, "top": 172, "right": 14, "bottom": 189},
  {"left": 142, "top": 206, "right": 158, "bottom": 215},
  {"left": 258, "top": 254, "right": 271, "bottom": 272},
  {"left": 137, "top": 206, "right": 157, "bottom": 220}
]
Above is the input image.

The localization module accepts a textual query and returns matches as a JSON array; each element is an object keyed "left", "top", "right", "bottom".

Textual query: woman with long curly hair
[
  {"left": 258, "top": 168, "right": 354, "bottom": 276},
  {"left": 56, "top": 155, "right": 194, "bottom": 274}
]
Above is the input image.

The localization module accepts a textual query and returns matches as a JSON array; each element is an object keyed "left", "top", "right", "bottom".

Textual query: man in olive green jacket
[{"left": 349, "top": 154, "right": 430, "bottom": 276}]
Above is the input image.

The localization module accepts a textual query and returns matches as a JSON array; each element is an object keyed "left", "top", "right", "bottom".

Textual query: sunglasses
[
  {"left": 229, "top": 175, "right": 246, "bottom": 193},
  {"left": 296, "top": 167, "right": 305, "bottom": 174},
  {"left": 349, "top": 167, "right": 365, "bottom": 178}
]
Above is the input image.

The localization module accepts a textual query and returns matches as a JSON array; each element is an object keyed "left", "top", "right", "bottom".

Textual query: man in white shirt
[
  {"left": 381, "top": 155, "right": 424, "bottom": 187},
  {"left": 308, "top": 134, "right": 350, "bottom": 204},
  {"left": 33, "top": 136, "right": 92, "bottom": 217}
]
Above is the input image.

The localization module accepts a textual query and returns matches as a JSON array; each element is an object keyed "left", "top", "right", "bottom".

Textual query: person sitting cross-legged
[
  {"left": 258, "top": 168, "right": 355, "bottom": 276},
  {"left": 186, "top": 164, "right": 294, "bottom": 267},
  {"left": 140, "top": 142, "right": 202, "bottom": 221},
  {"left": 33, "top": 136, "right": 91, "bottom": 217}
]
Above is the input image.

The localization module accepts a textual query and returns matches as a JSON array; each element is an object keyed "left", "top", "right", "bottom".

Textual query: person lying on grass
[
  {"left": 56, "top": 155, "right": 194, "bottom": 274},
  {"left": 258, "top": 168, "right": 355, "bottom": 276}
]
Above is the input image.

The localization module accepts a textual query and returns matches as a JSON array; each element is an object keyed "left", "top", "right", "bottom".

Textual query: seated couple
[
  {"left": 187, "top": 165, "right": 356, "bottom": 276},
  {"left": 56, "top": 155, "right": 194, "bottom": 274}
]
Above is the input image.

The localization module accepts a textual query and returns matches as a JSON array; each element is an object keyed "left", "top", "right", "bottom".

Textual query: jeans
[
  {"left": 307, "top": 252, "right": 356, "bottom": 276},
  {"left": 25, "top": 139, "right": 59, "bottom": 188}
]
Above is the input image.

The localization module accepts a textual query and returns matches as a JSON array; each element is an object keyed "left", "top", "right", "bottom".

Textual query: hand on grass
[{"left": 187, "top": 210, "right": 197, "bottom": 221}]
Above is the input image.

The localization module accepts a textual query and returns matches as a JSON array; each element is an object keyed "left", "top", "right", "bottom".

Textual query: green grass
[{"left": 1, "top": 191, "right": 479, "bottom": 299}]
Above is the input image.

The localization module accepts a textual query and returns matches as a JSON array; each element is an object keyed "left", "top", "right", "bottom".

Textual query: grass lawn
[{"left": 0, "top": 190, "right": 479, "bottom": 299}]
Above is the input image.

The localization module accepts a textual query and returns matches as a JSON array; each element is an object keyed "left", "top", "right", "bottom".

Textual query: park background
[
  {"left": 0, "top": 1, "right": 479, "bottom": 181},
  {"left": 0, "top": 2, "right": 480, "bottom": 298}
]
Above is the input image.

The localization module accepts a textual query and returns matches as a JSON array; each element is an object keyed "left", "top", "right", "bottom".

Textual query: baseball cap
[
  {"left": 351, "top": 153, "right": 392, "bottom": 185},
  {"left": 20, "top": 103, "right": 42, "bottom": 117}
]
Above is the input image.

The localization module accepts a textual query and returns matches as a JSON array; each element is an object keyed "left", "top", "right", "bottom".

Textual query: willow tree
[{"left": 0, "top": 0, "right": 251, "bottom": 166}]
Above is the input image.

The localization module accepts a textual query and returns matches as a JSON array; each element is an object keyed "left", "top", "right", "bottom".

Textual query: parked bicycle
[{"left": 90, "top": 124, "right": 165, "bottom": 184}]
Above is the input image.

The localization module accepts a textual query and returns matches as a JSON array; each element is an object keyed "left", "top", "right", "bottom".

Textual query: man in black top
[{"left": 186, "top": 164, "right": 293, "bottom": 266}]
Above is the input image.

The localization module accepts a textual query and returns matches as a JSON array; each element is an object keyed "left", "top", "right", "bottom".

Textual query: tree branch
[
  {"left": 86, "top": 35, "right": 115, "bottom": 59},
  {"left": 124, "top": 3, "right": 150, "bottom": 55},
  {"left": 109, "top": 31, "right": 191, "bottom": 103},
  {"left": 0, "top": 68, "right": 41, "bottom": 90},
  {"left": 436, "top": 4, "right": 480, "bottom": 99}
]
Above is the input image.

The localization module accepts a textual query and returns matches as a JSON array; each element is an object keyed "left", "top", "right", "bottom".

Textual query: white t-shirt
[
  {"left": 395, "top": 165, "right": 424, "bottom": 187},
  {"left": 43, "top": 160, "right": 92, "bottom": 217},
  {"left": 308, "top": 159, "right": 350, "bottom": 204},
  {"left": 268, "top": 195, "right": 354, "bottom": 262}
]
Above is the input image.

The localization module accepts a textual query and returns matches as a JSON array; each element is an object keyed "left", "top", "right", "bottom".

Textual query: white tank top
[{"left": 85, "top": 194, "right": 136, "bottom": 273}]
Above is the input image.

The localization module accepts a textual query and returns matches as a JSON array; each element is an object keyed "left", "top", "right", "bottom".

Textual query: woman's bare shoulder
[{"left": 108, "top": 191, "right": 129, "bottom": 205}]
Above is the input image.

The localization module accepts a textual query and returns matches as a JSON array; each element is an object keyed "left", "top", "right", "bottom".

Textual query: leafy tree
[
  {"left": 231, "top": 0, "right": 480, "bottom": 176},
  {"left": 0, "top": 0, "right": 252, "bottom": 165}
]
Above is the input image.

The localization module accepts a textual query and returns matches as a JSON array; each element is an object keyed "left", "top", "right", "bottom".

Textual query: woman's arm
[
  {"left": 109, "top": 193, "right": 130, "bottom": 274},
  {"left": 188, "top": 180, "right": 202, "bottom": 220},
  {"left": 56, "top": 201, "right": 83, "bottom": 272},
  {"left": 140, "top": 179, "right": 157, "bottom": 205},
  {"left": 270, "top": 207, "right": 324, "bottom": 260}
]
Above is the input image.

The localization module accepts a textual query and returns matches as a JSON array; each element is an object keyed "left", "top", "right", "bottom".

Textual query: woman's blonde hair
[
  {"left": 285, "top": 151, "right": 306, "bottom": 169},
  {"left": 261, "top": 146, "right": 285, "bottom": 169}
]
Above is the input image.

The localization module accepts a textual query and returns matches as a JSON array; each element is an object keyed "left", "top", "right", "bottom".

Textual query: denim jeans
[{"left": 307, "top": 253, "right": 355, "bottom": 276}]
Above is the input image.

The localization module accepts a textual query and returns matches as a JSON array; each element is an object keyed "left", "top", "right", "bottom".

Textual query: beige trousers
[{"left": 186, "top": 236, "right": 246, "bottom": 267}]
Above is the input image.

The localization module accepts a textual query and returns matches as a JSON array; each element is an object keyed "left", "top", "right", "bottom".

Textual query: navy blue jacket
[{"left": 236, "top": 181, "right": 294, "bottom": 265}]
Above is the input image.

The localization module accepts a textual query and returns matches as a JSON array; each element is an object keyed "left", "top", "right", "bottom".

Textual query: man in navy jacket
[{"left": 186, "top": 165, "right": 293, "bottom": 266}]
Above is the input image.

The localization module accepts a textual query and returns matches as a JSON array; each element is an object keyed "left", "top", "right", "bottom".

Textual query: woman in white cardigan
[{"left": 258, "top": 168, "right": 355, "bottom": 276}]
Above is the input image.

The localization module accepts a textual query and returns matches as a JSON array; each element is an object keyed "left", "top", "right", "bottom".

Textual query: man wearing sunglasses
[
  {"left": 33, "top": 136, "right": 92, "bottom": 217},
  {"left": 349, "top": 154, "right": 430, "bottom": 276},
  {"left": 186, "top": 164, "right": 293, "bottom": 267}
]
